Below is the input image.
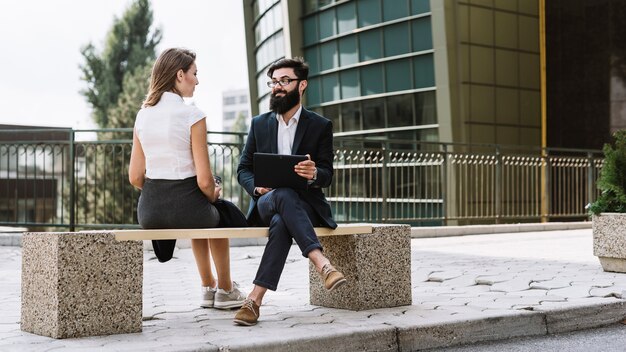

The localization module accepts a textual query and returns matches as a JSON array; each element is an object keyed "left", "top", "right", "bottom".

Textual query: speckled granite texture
[
  {"left": 593, "top": 214, "right": 626, "bottom": 273},
  {"left": 309, "top": 224, "right": 412, "bottom": 310},
  {"left": 21, "top": 232, "right": 143, "bottom": 338}
]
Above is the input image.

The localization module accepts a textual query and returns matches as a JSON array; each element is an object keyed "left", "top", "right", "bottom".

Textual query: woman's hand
[{"left": 214, "top": 185, "right": 222, "bottom": 201}]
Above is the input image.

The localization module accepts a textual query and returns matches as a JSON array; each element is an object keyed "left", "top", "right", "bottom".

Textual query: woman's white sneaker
[
  {"left": 200, "top": 285, "right": 217, "bottom": 308},
  {"left": 214, "top": 281, "right": 247, "bottom": 309}
]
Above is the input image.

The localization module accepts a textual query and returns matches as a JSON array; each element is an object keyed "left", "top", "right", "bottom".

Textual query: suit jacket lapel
[
  {"left": 268, "top": 112, "right": 278, "bottom": 153},
  {"left": 292, "top": 109, "right": 310, "bottom": 154}
]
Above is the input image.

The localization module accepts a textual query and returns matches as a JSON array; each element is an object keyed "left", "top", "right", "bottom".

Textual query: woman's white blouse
[{"left": 134, "top": 92, "right": 205, "bottom": 180}]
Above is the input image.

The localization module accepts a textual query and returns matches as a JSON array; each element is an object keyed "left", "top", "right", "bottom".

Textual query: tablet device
[{"left": 254, "top": 152, "right": 308, "bottom": 190}]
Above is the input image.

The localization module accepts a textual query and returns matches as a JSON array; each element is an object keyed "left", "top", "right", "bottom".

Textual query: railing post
[
  {"left": 541, "top": 149, "right": 551, "bottom": 222},
  {"left": 587, "top": 152, "right": 595, "bottom": 208},
  {"left": 68, "top": 129, "right": 76, "bottom": 231},
  {"left": 495, "top": 146, "right": 502, "bottom": 224},
  {"left": 441, "top": 144, "right": 448, "bottom": 226},
  {"left": 381, "top": 146, "right": 388, "bottom": 222}
]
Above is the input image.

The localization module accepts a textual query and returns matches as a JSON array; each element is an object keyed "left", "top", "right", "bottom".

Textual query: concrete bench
[{"left": 21, "top": 223, "right": 411, "bottom": 338}]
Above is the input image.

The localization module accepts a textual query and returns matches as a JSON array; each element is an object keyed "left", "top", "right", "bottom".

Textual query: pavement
[{"left": 2, "top": 226, "right": 626, "bottom": 351}]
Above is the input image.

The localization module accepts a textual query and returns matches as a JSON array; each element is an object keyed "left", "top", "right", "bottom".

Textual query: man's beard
[{"left": 269, "top": 87, "right": 300, "bottom": 114}]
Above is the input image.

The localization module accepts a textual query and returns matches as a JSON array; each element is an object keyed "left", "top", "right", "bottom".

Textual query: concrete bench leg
[
  {"left": 21, "top": 232, "right": 143, "bottom": 338},
  {"left": 309, "top": 224, "right": 412, "bottom": 310}
]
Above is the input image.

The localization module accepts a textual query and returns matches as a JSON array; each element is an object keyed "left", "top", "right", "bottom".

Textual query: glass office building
[{"left": 243, "top": 0, "right": 541, "bottom": 147}]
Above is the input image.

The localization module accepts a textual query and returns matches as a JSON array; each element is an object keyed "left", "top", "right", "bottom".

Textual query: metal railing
[{"left": 0, "top": 128, "right": 602, "bottom": 230}]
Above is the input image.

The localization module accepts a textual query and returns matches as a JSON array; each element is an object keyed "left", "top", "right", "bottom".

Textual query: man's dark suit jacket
[{"left": 237, "top": 108, "right": 338, "bottom": 229}]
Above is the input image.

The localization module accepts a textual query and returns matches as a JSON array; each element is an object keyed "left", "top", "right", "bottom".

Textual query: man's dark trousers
[{"left": 253, "top": 188, "right": 322, "bottom": 291}]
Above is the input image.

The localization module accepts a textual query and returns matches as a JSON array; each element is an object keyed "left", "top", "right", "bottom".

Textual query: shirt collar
[
  {"left": 161, "top": 91, "right": 184, "bottom": 102},
  {"left": 276, "top": 104, "right": 303, "bottom": 125}
]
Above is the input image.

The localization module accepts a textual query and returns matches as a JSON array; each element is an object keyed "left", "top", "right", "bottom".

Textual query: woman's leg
[
  {"left": 191, "top": 238, "right": 216, "bottom": 288},
  {"left": 209, "top": 238, "right": 233, "bottom": 291}
]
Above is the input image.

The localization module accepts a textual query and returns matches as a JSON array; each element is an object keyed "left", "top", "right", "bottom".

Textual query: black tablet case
[{"left": 253, "top": 152, "right": 308, "bottom": 190}]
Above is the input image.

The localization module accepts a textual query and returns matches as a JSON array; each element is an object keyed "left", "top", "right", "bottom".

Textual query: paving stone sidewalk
[{"left": 1, "top": 228, "right": 626, "bottom": 351}]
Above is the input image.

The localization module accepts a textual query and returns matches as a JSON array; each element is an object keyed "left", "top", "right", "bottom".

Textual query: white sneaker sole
[
  {"left": 214, "top": 300, "right": 245, "bottom": 310},
  {"left": 200, "top": 300, "right": 214, "bottom": 308}
]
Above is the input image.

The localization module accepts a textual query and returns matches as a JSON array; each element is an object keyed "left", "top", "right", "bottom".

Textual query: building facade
[
  {"left": 243, "top": 0, "right": 542, "bottom": 148},
  {"left": 222, "top": 88, "right": 251, "bottom": 133}
]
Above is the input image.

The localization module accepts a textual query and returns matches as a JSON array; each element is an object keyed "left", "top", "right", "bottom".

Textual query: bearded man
[{"left": 234, "top": 57, "right": 345, "bottom": 326}]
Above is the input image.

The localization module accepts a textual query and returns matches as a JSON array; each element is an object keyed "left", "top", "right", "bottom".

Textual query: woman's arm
[
  {"left": 191, "top": 118, "right": 220, "bottom": 203},
  {"left": 129, "top": 129, "right": 146, "bottom": 190}
]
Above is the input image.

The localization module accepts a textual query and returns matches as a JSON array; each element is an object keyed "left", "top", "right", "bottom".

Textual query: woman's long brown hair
[{"left": 143, "top": 48, "right": 196, "bottom": 107}]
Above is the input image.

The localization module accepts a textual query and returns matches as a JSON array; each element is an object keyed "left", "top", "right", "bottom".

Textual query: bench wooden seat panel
[{"left": 112, "top": 224, "right": 373, "bottom": 241}]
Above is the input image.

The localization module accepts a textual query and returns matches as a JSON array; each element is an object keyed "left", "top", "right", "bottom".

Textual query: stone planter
[{"left": 593, "top": 213, "right": 626, "bottom": 273}]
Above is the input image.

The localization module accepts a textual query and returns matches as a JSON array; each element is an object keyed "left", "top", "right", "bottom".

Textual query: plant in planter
[{"left": 590, "top": 130, "right": 626, "bottom": 272}]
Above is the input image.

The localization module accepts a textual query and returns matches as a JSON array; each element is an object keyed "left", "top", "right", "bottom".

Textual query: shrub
[{"left": 589, "top": 130, "right": 626, "bottom": 214}]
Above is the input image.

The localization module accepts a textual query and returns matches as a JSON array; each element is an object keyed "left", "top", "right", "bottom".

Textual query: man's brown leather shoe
[
  {"left": 320, "top": 263, "right": 346, "bottom": 291},
  {"left": 234, "top": 298, "right": 260, "bottom": 326}
]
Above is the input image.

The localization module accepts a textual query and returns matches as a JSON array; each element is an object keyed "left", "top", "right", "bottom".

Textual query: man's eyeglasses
[{"left": 267, "top": 77, "right": 299, "bottom": 88}]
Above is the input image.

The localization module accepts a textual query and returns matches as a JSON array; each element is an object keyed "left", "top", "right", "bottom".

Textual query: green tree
[
  {"left": 73, "top": 0, "right": 160, "bottom": 227},
  {"left": 79, "top": 0, "right": 161, "bottom": 128}
]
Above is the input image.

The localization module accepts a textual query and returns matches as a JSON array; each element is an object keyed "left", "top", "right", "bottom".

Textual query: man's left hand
[{"left": 295, "top": 154, "right": 317, "bottom": 180}]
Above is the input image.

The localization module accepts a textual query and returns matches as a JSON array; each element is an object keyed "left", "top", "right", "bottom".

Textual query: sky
[{"left": 0, "top": 0, "right": 248, "bottom": 132}]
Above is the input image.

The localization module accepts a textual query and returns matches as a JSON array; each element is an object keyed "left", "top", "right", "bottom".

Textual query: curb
[
  {"left": 411, "top": 221, "right": 591, "bottom": 238},
  {"left": 196, "top": 300, "right": 626, "bottom": 351}
]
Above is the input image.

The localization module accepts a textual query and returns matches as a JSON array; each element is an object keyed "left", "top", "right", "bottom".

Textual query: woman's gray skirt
[{"left": 138, "top": 176, "right": 219, "bottom": 262}]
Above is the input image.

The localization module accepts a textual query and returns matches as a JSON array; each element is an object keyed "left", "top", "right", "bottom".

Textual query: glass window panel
[
  {"left": 470, "top": 85, "right": 495, "bottom": 123},
  {"left": 320, "top": 41, "right": 338, "bottom": 71},
  {"left": 520, "top": 127, "right": 540, "bottom": 146},
  {"left": 319, "top": 0, "right": 333, "bottom": 8},
  {"left": 412, "top": 17, "right": 433, "bottom": 52},
  {"left": 303, "top": 16, "right": 318, "bottom": 46},
  {"left": 496, "top": 87, "right": 519, "bottom": 125},
  {"left": 305, "top": 47, "right": 320, "bottom": 74},
  {"left": 519, "top": 53, "right": 539, "bottom": 89},
  {"left": 495, "top": 49, "right": 518, "bottom": 86},
  {"left": 470, "top": 124, "right": 495, "bottom": 145},
  {"left": 337, "top": 2, "right": 357, "bottom": 34},
  {"left": 384, "top": 22, "right": 410, "bottom": 57},
  {"left": 518, "top": 0, "right": 539, "bottom": 16},
  {"left": 415, "top": 91, "right": 437, "bottom": 125},
  {"left": 519, "top": 16, "right": 539, "bottom": 52},
  {"left": 419, "top": 128, "right": 438, "bottom": 142},
  {"left": 340, "top": 69, "right": 359, "bottom": 99},
  {"left": 385, "top": 59, "right": 412, "bottom": 92},
  {"left": 304, "top": 0, "right": 319, "bottom": 14},
  {"left": 362, "top": 98, "right": 385, "bottom": 129},
  {"left": 322, "top": 73, "right": 340, "bottom": 102},
  {"left": 494, "top": 12, "right": 517, "bottom": 49},
  {"left": 470, "top": 46, "right": 494, "bottom": 84},
  {"left": 413, "top": 54, "right": 435, "bottom": 88},
  {"left": 520, "top": 90, "right": 541, "bottom": 126},
  {"left": 359, "top": 29, "right": 382, "bottom": 61},
  {"left": 360, "top": 64, "right": 384, "bottom": 95},
  {"left": 411, "top": 0, "right": 430, "bottom": 14},
  {"left": 387, "top": 94, "right": 414, "bottom": 127},
  {"left": 319, "top": 8, "right": 337, "bottom": 39},
  {"left": 341, "top": 102, "right": 361, "bottom": 132},
  {"left": 257, "top": 73, "right": 269, "bottom": 97},
  {"left": 469, "top": 7, "right": 494, "bottom": 46},
  {"left": 323, "top": 104, "right": 341, "bottom": 131},
  {"left": 339, "top": 36, "right": 358, "bottom": 66},
  {"left": 258, "top": 94, "right": 271, "bottom": 114},
  {"left": 357, "top": 0, "right": 381, "bottom": 27},
  {"left": 383, "top": 0, "right": 409, "bottom": 22},
  {"left": 306, "top": 77, "right": 321, "bottom": 106}
]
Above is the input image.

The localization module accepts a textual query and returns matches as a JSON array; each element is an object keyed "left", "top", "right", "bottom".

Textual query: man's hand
[
  {"left": 295, "top": 154, "right": 317, "bottom": 180},
  {"left": 255, "top": 187, "right": 272, "bottom": 196}
]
